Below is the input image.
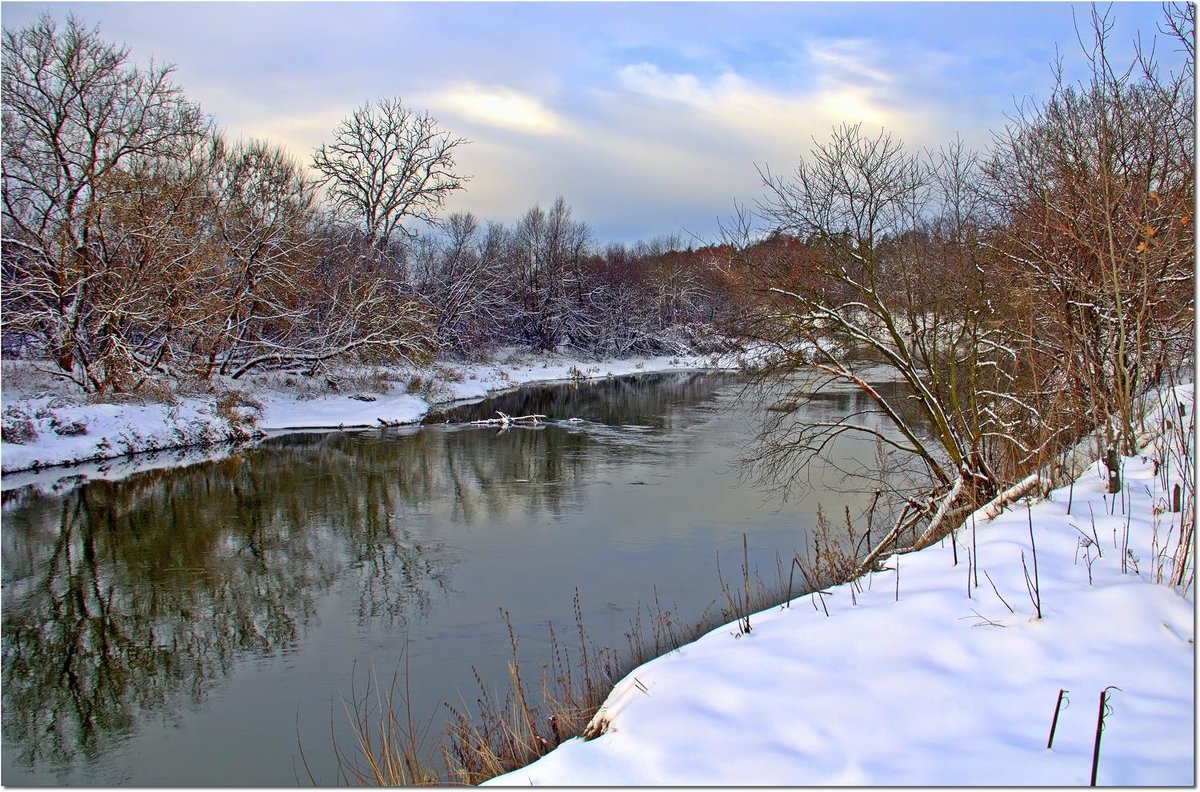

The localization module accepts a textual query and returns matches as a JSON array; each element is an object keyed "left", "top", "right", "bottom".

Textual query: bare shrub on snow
[
  {"left": 214, "top": 390, "right": 264, "bottom": 431},
  {"left": 1, "top": 406, "right": 37, "bottom": 444}
]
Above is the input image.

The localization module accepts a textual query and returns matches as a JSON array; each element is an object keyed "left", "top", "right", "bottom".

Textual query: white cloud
[
  {"left": 806, "top": 39, "right": 894, "bottom": 87},
  {"left": 617, "top": 63, "right": 762, "bottom": 115},
  {"left": 607, "top": 40, "right": 957, "bottom": 165},
  {"left": 432, "top": 85, "right": 564, "bottom": 136},
  {"left": 554, "top": 47, "right": 956, "bottom": 240},
  {"left": 613, "top": 59, "right": 900, "bottom": 144},
  {"left": 617, "top": 63, "right": 716, "bottom": 106},
  {"left": 521, "top": 65, "right": 937, "bottom": 238}
]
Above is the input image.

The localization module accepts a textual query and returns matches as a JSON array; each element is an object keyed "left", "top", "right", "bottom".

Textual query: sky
[{"left": 1, "top": 2, "right": 1188, "bottom": 244}]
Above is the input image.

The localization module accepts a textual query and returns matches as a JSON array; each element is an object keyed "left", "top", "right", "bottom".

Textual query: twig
[
  {"left": 959, "top": 609, "right": 1006, "bottom": 628},
  {"left": 982, "top": 569, "right": 1015, "bottom": 614},
  {"left": 1025, "top": 503, "right": 1042, "bottom": 619}
]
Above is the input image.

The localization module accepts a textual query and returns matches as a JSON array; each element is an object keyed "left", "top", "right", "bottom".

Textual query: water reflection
[
  {"left": 2, "top": 475, "right": 339, "bottom": 768},
  {"left": 1, "top": 372, "right": 732, "bottom": 780},
  {"left": 427, "top": 371, "right": 734, "bottom": 430}
]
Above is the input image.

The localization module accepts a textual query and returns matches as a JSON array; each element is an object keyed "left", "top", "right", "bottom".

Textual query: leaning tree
[{"left": 737, "top": 124, "right": 1022, "bottom": 552}]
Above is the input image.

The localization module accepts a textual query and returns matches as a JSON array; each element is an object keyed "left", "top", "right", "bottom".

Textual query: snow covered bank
[
  {"left": 486, "top": 388, "right": 1195, "bottom": 786},
  {"left": 0, "top": 348, "right": 733, "bottom": 476},
  {"left": 0, "top": 392, "right": 259, "bottom": 476}
]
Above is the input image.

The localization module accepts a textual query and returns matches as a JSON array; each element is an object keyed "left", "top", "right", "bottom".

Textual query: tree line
[{"left": 1, "top": 15, "right": 732, "bottom": 395}]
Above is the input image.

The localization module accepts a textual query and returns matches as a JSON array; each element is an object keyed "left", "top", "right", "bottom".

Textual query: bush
[
  {"left": 214, "top": 390, "right": 264, "bottom": 430},
  {"left": 433, "top": 363, "right": 465, "bottom": 384},
  {"left": 52, "top": 420, "right": 88, "bottom": 437},
  {"left": 1, "top": 407, "right": 37, "bottom": 444}
]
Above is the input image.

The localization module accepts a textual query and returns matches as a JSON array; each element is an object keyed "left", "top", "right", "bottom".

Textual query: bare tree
[
  {"left": 311, "top": 97, "right": 467, "bottom": 251},
  {"left": 1, "top": 14, "right": 209, "bottom": 391},
  {"left": 737, "top": 124, "right": 1022, "bottom": 546},
  {"left": 570, "top": 251, "right": 657, "bottom": 356},
  {"left": 224, "top": 259, "right": 433, "bottom": 379},
  {"left": 198, "top": 138, "right": 320, "bottom": 378},
  {"left": 984, "top": 5, "right": 1195, "bottom": 455},
  {"left": 505, "top": 197, "right": 592, "bottom": 351},
  {"left": 409, "top": 213, "right": 509, "bottom": 356},
  {"left": 69, "top": 142, "right": 217, "bottom": 390}
]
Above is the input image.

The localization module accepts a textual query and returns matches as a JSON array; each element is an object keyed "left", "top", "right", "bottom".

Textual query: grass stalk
[
  {"left": 1047, "top": 688, "right": 1068, "bottom": 749},
  {"left": 1026, "top": 503, "right": 1042, "bottom": 618},
  {"left": 1090, "top": 687, "right": 1121, "bottom": 786}
]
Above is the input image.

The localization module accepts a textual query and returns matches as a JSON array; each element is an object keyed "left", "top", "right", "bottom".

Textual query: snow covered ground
[
  {"left": 0, "top": 348, "right": 733, "bottom": 476},
  {"left": 486, "top": 388, "right": 1196, "bottom": 787}
]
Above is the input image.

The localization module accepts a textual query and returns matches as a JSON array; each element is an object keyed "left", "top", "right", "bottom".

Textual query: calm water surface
[{"left": 2, "top": 372, "right": 891, "bottom": 786}]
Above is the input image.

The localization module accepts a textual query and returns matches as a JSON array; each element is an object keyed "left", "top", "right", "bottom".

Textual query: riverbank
[
  {"left": 0, "top": 347, "right": 735, "bottom": 477},
  {"left": 485, "top": 385, "right": 1196, "bottom": 786}
]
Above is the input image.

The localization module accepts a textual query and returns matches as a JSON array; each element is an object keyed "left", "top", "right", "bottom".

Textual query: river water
[{"left": 1, "top": 372, "right": 894, "bottom": 786}]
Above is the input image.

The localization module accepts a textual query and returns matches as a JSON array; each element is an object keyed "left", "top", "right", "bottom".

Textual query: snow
[
  {"left": 0, "top": 393, "right": 249, "bottom": 476},
  {"left": 1, "top": 348, "right": 734, "bottom": 477},
  {"left": 485, "top": 387, "right": 1195, "bottom": 787}
]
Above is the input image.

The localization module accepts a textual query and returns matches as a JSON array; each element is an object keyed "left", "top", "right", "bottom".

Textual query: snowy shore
[
  {"left": 486, "top": 386, "right": 1196, "bottom": 787},
  {"left": 0, "top": 348, "right": 733, "bottom": 478}
]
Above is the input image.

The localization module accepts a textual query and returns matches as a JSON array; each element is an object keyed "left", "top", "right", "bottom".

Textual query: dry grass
[
  {"left": 325, "top": 662, "right": 442, "bottom": 786},
  {"left": 442, "top": 595, "right": 621, "bottom": 784},
  {"left": 213, "top": 388, "right": 264, "bottom": 431},
  {"left": 328, "top": 515, "right": 900, "bottom": 786},
  {"left": 1148, "top": 383, "right": 1195, "bottom": 595},
  {"left": 331, "top": 555, "right": 850, "bottom": 787}
]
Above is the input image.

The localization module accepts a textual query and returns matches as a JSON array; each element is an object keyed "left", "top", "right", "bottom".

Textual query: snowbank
[
  {"left": 0, "top": 393, "right": 257, "bottom": 475},
  {"left": 486, "top": 388, "right": 1195, "bottom": 786},
  {"left": 0, "top": 348, "right": 734, "bottom": 476}
]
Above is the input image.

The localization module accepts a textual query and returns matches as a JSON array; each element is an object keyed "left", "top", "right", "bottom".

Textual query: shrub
[
  {"left": 1, "top": 407, "right": 37, "bottom": 444},
  {"left": 137, "top": 377, "right": 180, "bottom": 405},
  {"left": 433, "top": 364, "right": 465, "bottom": 384},
  {"left": 52, "top": 420, "right": 88, "bottom": 437},
  {"left": 214, "top": 390, "right": 264, "bottom": 430}
]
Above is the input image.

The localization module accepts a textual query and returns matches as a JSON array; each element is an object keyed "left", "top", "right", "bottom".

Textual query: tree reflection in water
[
  {"left": 2, "top": 372, "right": 732, "bottom": 777},
  {"left": 2, "top": 439, "right": 453, "bottom": 769}
]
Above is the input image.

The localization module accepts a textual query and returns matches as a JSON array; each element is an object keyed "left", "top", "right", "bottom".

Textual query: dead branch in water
[{"left": 469, "top": 411, "right": 548, "bottom": 427}]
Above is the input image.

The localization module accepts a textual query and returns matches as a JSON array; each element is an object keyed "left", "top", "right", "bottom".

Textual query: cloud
[
  {"left": 613, "top": 59, "right": 900, "bottom": 144},
  {"left": 432, "top": 85, "right": 564, "bottom": 136},
  {"left": 437, "top": 119, "right": 749, "bottom": 244},
  {"left": 4, "top": 1, "right": 1175, "bottom": 246},
  {"left": 806, "top": 39, "right": 894, "bottom": 87},
  {"left": 556, "top": 44, "right": 958, "bottom": 240},
  {"left": 616, "top": 63, "right": 750, "bottom": 113},
  {"left": 616, "top": 63, "right": 723, "bottom": 106}
]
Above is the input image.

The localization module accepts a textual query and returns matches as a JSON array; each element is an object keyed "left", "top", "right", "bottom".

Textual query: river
[{"left": 1, "top": 371, "right": 897, "bottom": 786}]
